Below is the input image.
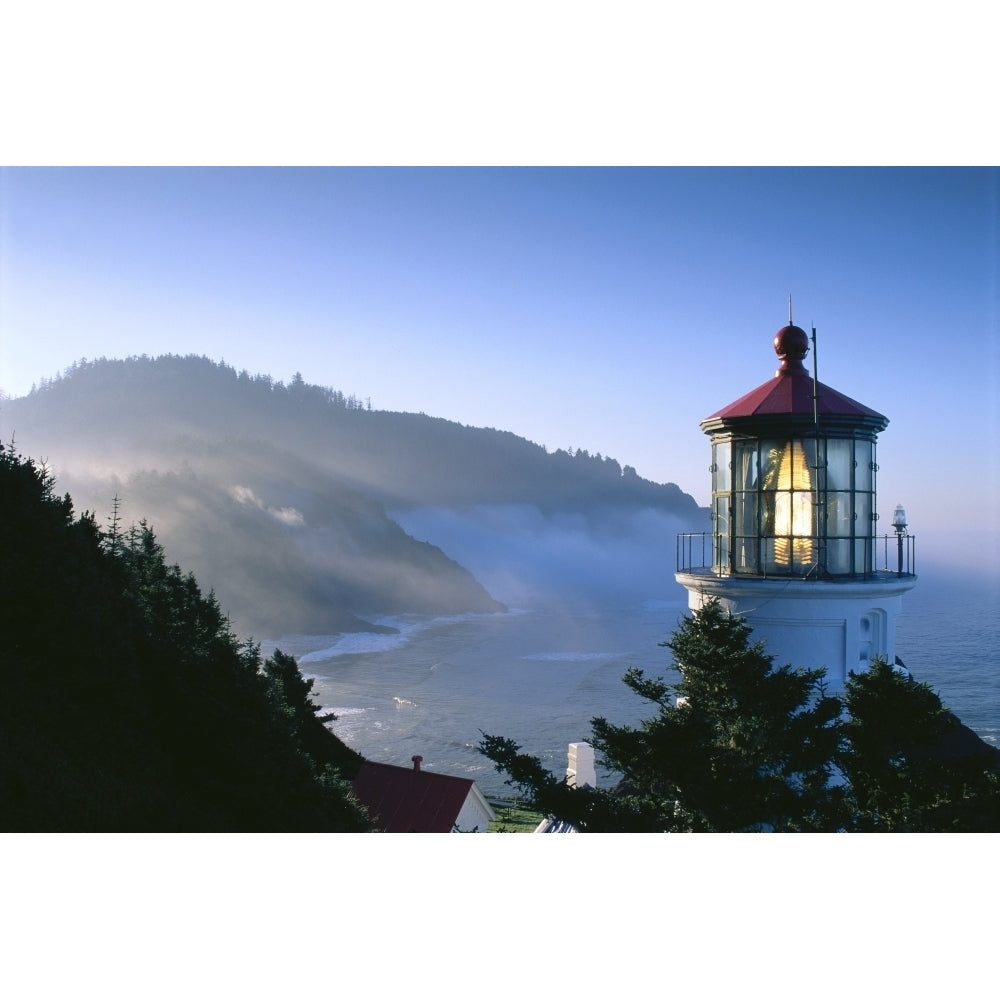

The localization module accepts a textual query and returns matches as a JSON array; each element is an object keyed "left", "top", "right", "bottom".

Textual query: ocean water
[
  {"left": 262, "top": 600, "right": 687, "bottom": 799},
  {"left": 261, "top": 571, "right": 999, "bottom": 801},
  {"left": 895, "top": 570, "right": 1000, "bottom": 747}
]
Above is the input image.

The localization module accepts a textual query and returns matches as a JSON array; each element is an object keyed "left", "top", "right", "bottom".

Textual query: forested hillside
[
  {"left": 0, "top": 446, "right": 371, "bottom": 832},
  {"left": 2, "top": 355, "right": 707, "bottom": 634},
  {"left": 5, "top": 354, "right": 700, "bottom": 511}
]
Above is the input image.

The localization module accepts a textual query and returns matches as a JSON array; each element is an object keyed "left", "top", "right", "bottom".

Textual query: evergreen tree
[
  {"left": 262, "top": 649, "right": 364, "bottom": 775},
  {"left": 0, "top": 443, "right": 370, "bottom": 832},
  {"left": 596, "top": 599, "right": 844, "bottom": 831},
  {"left": 481, "top": 598, "right": 844, "bottom": 832},
  {"left": 840, "top": 658, "right": 1000, "bottom": 831}
]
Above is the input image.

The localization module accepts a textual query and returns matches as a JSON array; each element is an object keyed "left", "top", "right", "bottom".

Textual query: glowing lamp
[{"left": 772, "top": 439, "right": 815, "bottom": 569}]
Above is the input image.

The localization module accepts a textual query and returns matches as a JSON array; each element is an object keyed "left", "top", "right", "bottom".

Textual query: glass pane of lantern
[
  {"left": 733, "top": 491, "right": 758, "bottom": 573},
  {"left": 826, "top": 439, "right": 853, "bottom": 491},
  {"left": 732, "top": 440, "right": 758, "bottom": 491},
  {"left": 855, "top": 492, "right": 874, "bottom": 573},
  {"left": 855, "top": 441, "right": 874, "bottom": 491},
  {"left": 855, "top": 491, "right": 872, "bottom": 532},
  {"left": 713, "top": 440, "right": 731, "bottom": 491},
  {"left": 855, "top": 536, "right": 873, "bottom": 574},
  {"left": 826, "top": 538, "right": 850, "bottom": 574},
  {"left": 826, "top": 491, "right": 854, "bottom": 538},
  {"left": 714, "top": 495, "right": 730, "bottom": 572},
  {"left": 791, "top": 539, "right": 814, "bottom": 575}
]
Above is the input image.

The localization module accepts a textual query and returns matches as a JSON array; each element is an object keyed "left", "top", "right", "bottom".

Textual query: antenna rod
[
  {"left": 811, "top": 322, "right": 823, "bottom": 574},
  {"left": 811, "top": 323, "right": 819, "bottom": 427},
  {"left": 788, "top": 294, "right": 793, "bottom": 325}
]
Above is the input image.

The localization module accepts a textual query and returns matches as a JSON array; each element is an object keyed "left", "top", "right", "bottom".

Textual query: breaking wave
[
  {"left": 519, "top": 651, "right": 626, "bottom": 662},
  {"left": 284, "top": 610, "right": 520, "bottom": 664}
]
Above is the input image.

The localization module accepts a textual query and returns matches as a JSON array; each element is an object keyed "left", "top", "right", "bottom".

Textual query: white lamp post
[{"left": 892, "top": 503, "right": 908, "bottom": 575}]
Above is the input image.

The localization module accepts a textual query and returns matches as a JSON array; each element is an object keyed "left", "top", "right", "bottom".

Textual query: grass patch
[{"left": 488, "top": 800, "right": 545, "bottom": 833}]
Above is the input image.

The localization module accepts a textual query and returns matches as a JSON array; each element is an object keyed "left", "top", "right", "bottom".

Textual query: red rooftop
[{"left": 700, "top": 323, "right": 888, "bottom": 434}]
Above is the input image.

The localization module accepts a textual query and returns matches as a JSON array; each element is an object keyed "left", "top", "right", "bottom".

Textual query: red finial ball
[{"left": 774, "top": 324, "right": 809, "bottom": 368}]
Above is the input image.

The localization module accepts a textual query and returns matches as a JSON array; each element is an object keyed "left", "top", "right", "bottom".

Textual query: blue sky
[{"left": 1, "top": 166, "right": 998, "bottom": 571}]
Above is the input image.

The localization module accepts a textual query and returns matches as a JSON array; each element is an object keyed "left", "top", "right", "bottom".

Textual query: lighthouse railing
[
  {"left": 877, "top": 532, "right": 917, "bottom": 577},
  {"left": 676, "top": 531, "right": 712, "bottom": 575},
  {"left": 676, "top": 532, "right": 916, "bottom": 578}
]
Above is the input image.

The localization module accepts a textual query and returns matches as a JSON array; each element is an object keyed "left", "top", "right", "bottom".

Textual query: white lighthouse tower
[{"left": 675, "top": 318, "right": 916, "bottom": 690}]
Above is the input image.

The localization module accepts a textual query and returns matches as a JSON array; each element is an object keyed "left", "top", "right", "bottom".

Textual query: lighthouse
[{"left": 675, "top": 317, "right": 916, "bottom": 690}]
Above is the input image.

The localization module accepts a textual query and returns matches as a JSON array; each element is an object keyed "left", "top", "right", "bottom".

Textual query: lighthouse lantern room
[{"left": 675, "top": 318, "right": 917, "bottom": 689}]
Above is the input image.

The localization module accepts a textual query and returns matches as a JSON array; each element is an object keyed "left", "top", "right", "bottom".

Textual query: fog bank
[{"left": 393, "top": 504, "right": 698, "bottom": 611}]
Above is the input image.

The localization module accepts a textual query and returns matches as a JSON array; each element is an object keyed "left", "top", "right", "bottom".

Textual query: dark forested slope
[
  {"left": 0, "top": 446, "right": 371, "bottom": 832},
  {"left": 2, "top": 355, "right": 707, "bottom": 634},
  {"left": 6, "top": 354, "right": 702, "bottom": 511}
]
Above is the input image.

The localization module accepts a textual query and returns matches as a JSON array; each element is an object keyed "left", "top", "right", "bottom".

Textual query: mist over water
[{"left": 391, "top": 504, "right": 689, "bottom": 611}]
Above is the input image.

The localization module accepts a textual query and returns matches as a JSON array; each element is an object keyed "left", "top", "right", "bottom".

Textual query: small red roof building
[{"left": 351, "top": 755, "right": 496, "bottom": 833}]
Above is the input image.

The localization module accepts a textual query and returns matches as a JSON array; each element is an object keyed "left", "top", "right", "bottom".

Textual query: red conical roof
[{"left": 700, "top": 324, "right": 888, "bottom": 435}]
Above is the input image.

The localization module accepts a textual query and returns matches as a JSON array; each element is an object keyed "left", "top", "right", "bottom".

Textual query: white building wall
[
  {"left": 675, "top": 573, "right": 917, "bottom": 690},
  {"left": 453, "top": 789, "right": 496, "bottom": 833},
  {"left": 567, "top": 742, "right": 597, "bottom": 788}
]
